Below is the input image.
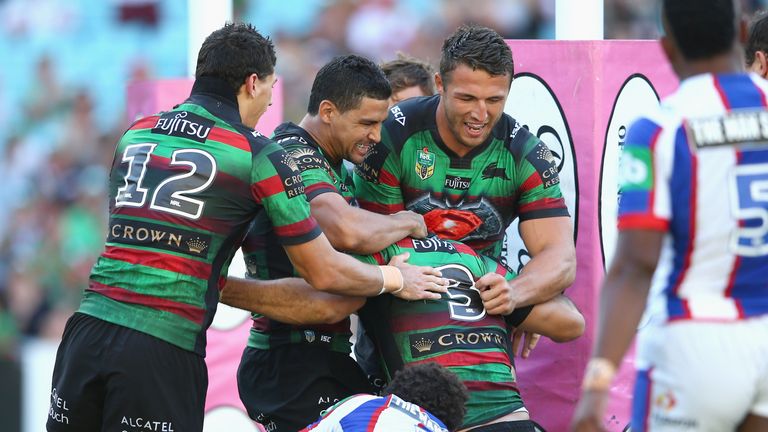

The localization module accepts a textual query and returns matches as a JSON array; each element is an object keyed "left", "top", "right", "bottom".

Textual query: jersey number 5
[
  {"left": 115, "top": 143, "right": 217, "bottom": 220},
  {"left": 730, "top": 163, "right": 768, "bottom": 257}
]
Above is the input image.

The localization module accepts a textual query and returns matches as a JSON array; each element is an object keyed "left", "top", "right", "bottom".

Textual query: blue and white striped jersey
[{"left": 619, "top": 72, "right": 768, "bottom": 322}]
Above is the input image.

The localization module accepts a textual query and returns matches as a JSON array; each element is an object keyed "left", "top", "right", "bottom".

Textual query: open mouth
[{"left": 464, "top": 122, "right": 486, "bottom": 138}]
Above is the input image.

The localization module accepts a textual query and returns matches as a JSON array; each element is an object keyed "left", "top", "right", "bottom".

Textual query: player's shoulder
[
  {"left": 383, "top": 95, "right": 440, "bottom": 148},
  {"left": 272, "top": 122, "right": 333, "bottom": 173},
  {"left": 492, "top": 112, "right": 541, "bottom": 161}
]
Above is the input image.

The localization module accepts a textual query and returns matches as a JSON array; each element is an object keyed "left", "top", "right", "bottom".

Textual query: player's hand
[
  {"left": 393, "top": 211, "right": 428, "bottom": 239},
  {"left": 476, "top": 272, "right": 516, "bottom": 315},
  {"left": 509, "top": 327, "right": 540, "bottom": 359},
  {"left": 388, "top": 252, "right": 447, "bottom": 301},
  {"left": 570, "top": 390, "right": 609, "bottom": 432}
]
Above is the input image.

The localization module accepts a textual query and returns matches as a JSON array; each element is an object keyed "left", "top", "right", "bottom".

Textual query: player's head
[
  {"left": 195, "top": 22, "right": 277, "bottom": 128},
  {"left": 307, "top": 54, "right": 391, "bottom": 165},
  {"left": 746, "top": 12, "right": 768, "bottom": 78},
  {"left": 381, "top": 53, "right": 436, "bottom": 107},
  {"left": 384, "top": 363, "right": 468, "bottom": 431},
  {"left": 436, "top": 24, "right": 514, "bottom": 152},
  {"left": 660, "top": 0, "right": 747, "bottom": 78}
]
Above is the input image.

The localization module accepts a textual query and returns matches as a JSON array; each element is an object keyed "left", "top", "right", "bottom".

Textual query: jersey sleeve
[
  {"left": 514, "top": 129, "right": 570, "bottom": 222},
  {"left": 616, "top": 117, "right": 670, "bottom": 231},
  {"left": 250, "top": 142, "right": 322, "bottom": 246},
  {"left": 285, "top": 144, "right": 339, "bottom": 201},
  {"left": 353, "top": 126, "right": 405, "bottom": 214}
]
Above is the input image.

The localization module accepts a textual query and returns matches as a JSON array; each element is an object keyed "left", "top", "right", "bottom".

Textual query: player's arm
[
  {"left": 220, "top": 276, "right": 365, "bottom": 325},
  {"left": 284, "top": 233, "right": 446, "bottom": 300},
  {"left": 477, "top": 217, "right": 575, "bottom": 314},
  {"left": 515, "top": 294, "right": 585, "bottom": 343},
  {"left": 311, "top": 192, "right": 426, "bottom": 253},
  {"left": 510, "top": 215, "right": 576, "bottom": 306},
  {"left": 253, "top": 144, "right": 445, "bottom": 300}
]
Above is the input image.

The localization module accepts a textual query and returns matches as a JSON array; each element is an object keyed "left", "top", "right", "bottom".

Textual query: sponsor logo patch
[
  {"left": 266, "top": 150, "right": 306, "bottom": 199},
  {"left": 151, "top": 111, "right": 213, "bottom": 143},
  {"left": 443, "top": 175, "right": 471, "bottom": 190},
  {"left": 411, "top": 236, "right": 457, "bottom": 253},
  {"left": 687, "top": 109, "right": 768, "bottom": 149},
  {"left": 525, "top": 142, "right": 560, "bottom": 188},
  {"left": 408, "top": 327, "right": 507, "bottom": 358},
  {"left": 108, "top": 218, "right": 212, "bottom": 258},
  {"left": 391, "top": 106, "right": 406, "bottom": 126},
  {"left": 618, "top": 146, "right": 652, "bottom": 192},
  {"left": 287, "top": 146, "right": 333, "bottom": 173}
]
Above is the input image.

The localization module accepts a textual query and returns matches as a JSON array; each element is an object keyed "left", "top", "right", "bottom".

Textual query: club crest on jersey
[{"left": 415, "top": 147, "right": 435, "bottom": 180}]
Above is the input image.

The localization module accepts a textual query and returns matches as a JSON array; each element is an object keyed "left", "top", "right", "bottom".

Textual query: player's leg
[
  {"left": 99, "top": 323, "right": 207, "bottom": 432},
  {"left": 46, "top": 313, "right": 107, "bottom": 432},
  {"left": 740, "top": 317, "right": 768, "bottom": 432}
]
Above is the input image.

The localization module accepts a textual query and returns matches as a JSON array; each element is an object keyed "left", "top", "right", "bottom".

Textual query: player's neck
[
  {"left": 678, "top": 52, "right": 745, "bottom": 81},
  {"left": 299, "top": 114, "right": 343, "bottom": 165}
]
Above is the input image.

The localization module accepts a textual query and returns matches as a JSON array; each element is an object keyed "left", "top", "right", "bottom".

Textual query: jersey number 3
[
  {"left": 115, "top": 143, "right": 217, "bottom": 220},
  {"left": 437, "top": 264, "right": 487, "bottom": 322}
]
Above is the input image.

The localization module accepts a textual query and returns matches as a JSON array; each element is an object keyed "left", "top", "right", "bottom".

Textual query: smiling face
[
  {"left": 435, "top": 64, "right": 511, "bottom": 156},
  {"left": 328, "top": 96, "right": 390, "bottom": 165}
]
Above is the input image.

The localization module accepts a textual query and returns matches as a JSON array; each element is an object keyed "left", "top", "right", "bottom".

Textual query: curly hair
[{"left": 384, "top": 363, "right": 468, "bottom": 431}]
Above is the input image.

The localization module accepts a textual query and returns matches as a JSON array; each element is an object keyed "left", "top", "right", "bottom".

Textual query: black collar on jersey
[{"left": 187, "top": 76, "right": 241, "bottom": 124}]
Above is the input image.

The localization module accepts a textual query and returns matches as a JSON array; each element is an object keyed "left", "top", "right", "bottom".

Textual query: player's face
[
  {"left": 331, "top": 96, "right": 389, "bottom": 165},
  {"left": 437, "top": 64, "right": 510, "bottom": 152},
  {"left": 389, "top": 85, "right": 428, "bottom": 107}
]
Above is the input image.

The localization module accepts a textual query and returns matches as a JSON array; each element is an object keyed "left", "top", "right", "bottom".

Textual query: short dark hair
[
  {"left": 439, "top": 24, "right": 514, "bottom": 85},
  {"left": 381, "top": 53, "right": 436, "bottom": 96},
  {"left": 195, "top": 22, "right": 276, "bottom": 94},
  {"left": 307, "top": 54, "right": 392, "bottom": 115},
  {"left": 384, "top": 363, "right": 468, "bottom": 431},
  {"left": 662, "top": 0, "right": 736, "bottom": 61},
  {"left": 746, "top": 11, "right": 768, "bottom": 66}
]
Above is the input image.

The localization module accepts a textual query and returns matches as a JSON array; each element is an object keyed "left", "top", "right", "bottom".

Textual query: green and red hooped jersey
[
  {"left": 354, "top": 95, "right": 569, "bottom": 258},
  {"left": 357, "top": 236, "right": 525, "bottom": 429},
  {"left": 242, "top": 122, "right": 356, "bottom": 354},
  {"left": 81, "top": 78, "right": 321, "bottom": 356}
]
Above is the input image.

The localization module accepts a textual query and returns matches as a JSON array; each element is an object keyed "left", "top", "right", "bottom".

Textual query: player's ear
[{"left": 318, "top": 100, "right": 337, "bottom": 124}]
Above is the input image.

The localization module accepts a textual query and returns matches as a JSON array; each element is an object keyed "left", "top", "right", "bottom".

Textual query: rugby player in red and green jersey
[
  {"left": 46, "top": 24, "right": 445, "bottom": 432},
  {"left": 354, "top": 24, "right": 576, "bottom": 317},
  {"left": 228, "top": 55, "right": 431, "bottom": 432},
  {"left": 226, "top": 235, "right": 584, "bottom": 431}
]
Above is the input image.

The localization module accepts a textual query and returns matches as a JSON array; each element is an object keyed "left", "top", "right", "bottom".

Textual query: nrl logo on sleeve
[
  {"left": 415, "top": 147, "right": 435, "bottom": 180},
  {"left": 687, "top": 109, "right": 768, "bottom": 148},
  {"left": 151, "top": 111, "right": 214, "bottom": 143}
]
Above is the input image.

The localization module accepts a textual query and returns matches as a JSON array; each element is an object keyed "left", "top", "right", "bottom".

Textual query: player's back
[
  {"left": 621, "top": 72, "right": 768, "bottom": 321},
  {"left": 80, "top": 89, "right": 310, "bottom": 356}
]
